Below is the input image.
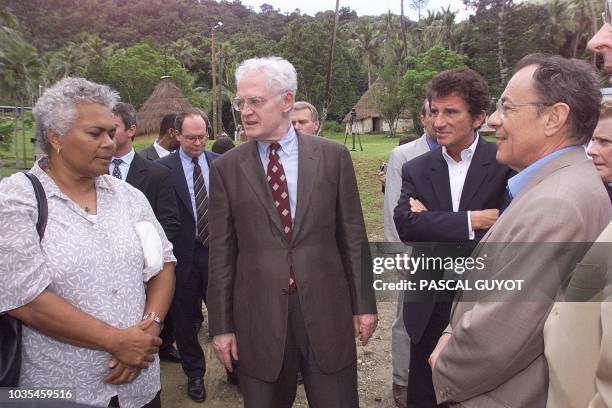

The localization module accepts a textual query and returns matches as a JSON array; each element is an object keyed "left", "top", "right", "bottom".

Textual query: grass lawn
[{"left": 1, "top": 129, "right": 400, "bottom": 240}]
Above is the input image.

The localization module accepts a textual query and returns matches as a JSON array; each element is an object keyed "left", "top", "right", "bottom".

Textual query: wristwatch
[{"left": 142, "top": 311, "right": 164, "bottom": 328}]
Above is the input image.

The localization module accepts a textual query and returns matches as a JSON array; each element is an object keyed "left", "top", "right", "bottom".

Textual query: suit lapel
[
  {"left": 170, "top": 152, "right": 195, "bottom": 220},
  {"left": 239, "top": 140, "right": 287, "bottom": 239},
  {"left": 126, "top": 153, "right": 146, "bottom": 187},
  {"left": 458, "top": 138, "right": 493, "bottom": 210},
  {"left": 430, "top": 151, "right": 453, "bottom": 210},
  {"left": 292, "top": 133, "right": 320, "bottom": 242}
]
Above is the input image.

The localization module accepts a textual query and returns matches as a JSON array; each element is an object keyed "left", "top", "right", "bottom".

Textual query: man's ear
[
  {"left": 282, "top": 92, "right": 295, "bottom": 114},
  {"left": 472, "top": 111, "right": 487, "bottom": 130},
  {"left": 128, "top": 125, "right": 137, "bottom": 139},
  {"left": 543, "top": 102, "right": 570, "bottom": 137}
]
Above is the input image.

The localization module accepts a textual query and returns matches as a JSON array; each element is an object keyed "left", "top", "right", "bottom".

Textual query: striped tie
[{"left": 192, "top": 157, "right": 209, "bottom": 246}]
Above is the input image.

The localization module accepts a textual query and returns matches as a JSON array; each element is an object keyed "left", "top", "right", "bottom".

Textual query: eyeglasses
[
  {"left": 182, "top": 134, "right": 207, "bottom": 142},
  {"left": 495, "top": 98, "right": 553, "bottom": 120},
  {"left": 601, "top": 0, "right": 612, "bottom": 25},
  {"left": 232, "top": 96, "right": 269, "bottom": 112}
]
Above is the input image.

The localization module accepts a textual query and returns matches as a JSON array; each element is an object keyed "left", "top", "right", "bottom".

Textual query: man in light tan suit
[
  {"left": 207, "top": 57, "right": 378, "bottom": 407},
  {"left": 543, "top": 15, "right": 612, "bottom": 407},
  {"left": 429, "top": 54, "right": 611, "bottom": 407}
]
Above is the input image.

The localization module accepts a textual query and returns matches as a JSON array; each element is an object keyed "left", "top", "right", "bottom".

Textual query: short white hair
[
  {"left": 33, "top": 77, "right": 119, "bottom": 154},
  {"left": 235, "top": 56, "right": 298, "bottom": 95}
]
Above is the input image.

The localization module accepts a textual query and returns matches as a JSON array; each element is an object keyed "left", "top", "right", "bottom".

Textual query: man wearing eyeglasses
[
  {"left": 538, "top": 8, "right": 612, "bottom": 408},
  {"left": 157, "top": 109, "right": 220, "bottom": 403},
  {"left": 429, "top": 54, "right": 611, "bottom": 407},
  {"left": 207, "top": 56, "right": 378, "bottom": 407}
]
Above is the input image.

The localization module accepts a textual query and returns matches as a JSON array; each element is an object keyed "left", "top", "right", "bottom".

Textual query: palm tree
[
  {"left": 79, "top": 33, "right": 115, "bottom": 61},
  {"left": 0, "top": 32, "right": 43, "bottom": 166},
  {"left": 47, "top": 42, "right": 85, "bottom": 81},
  {"left": 353, "top": 21, "right": 380, "bottom": 87},
  {"left": 171, "top": 38, "right": 197, "bottom": 70}
]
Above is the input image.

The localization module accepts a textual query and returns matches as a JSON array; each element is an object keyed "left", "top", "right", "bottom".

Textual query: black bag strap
[{"left": 23, "top": 173, "right": 47, "bottom": 241}]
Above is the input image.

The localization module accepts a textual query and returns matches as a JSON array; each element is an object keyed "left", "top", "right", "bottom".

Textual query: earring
[{"left": 56, "top": 147, "right": 61, "bottom": 154}]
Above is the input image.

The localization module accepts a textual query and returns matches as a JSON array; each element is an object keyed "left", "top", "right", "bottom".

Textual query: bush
[{"left": 323, "top": 121, "right": 344, "bottom": 133}]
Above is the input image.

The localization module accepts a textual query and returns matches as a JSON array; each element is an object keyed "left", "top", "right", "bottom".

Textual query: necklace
[{"left": 83, "top": 206, "right": 91, "bottom": 213}]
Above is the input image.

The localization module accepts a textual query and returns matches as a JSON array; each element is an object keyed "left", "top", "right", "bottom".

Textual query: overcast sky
[{"left": 239, "top": 0, "right": 474, "bottom": 21}]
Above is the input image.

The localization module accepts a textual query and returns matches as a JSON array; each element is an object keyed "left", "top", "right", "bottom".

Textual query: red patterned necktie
[{"left": 267, "top": 142, "right": 297, "bottom": 293}]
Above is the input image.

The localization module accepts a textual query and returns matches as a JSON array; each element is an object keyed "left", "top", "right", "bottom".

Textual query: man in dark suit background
[
  {"left": 207, "top": 56, "right": 378, "bottom": 408},
  {"left": 133, "top": 110, "right": 182, "bottom": 363},
  {"left": 110, "top": 102, "right": 180, "bottom": 241},
  {"left": 157, "top": 109, "right": 220, "bottom": 403},
  {"left": 138, "top": 113, "right": 180, "bottom": 161},
  {"left": 393, "top": 69, "right": 512, "bottom": 407}
]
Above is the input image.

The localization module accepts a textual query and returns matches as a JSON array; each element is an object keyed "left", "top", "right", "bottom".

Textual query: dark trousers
[
  {"left": 171, "top": 243, "right": 208, "bottom": 378},
  {"left": 238, "top": 292, "right": 359, "bottom": 408},
  {"left": 108, "top": 391, "right": 160, "bottom": 408},
  {"left": 159, "top": 313, "right": 175, "bottom": 349},
  {"left": 407, "top": 301, "right": 452, "bottom": 408}
]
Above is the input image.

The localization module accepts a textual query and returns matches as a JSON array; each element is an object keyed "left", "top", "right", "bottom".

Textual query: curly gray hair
[{"left": 33, "top": 77, "right": 119, "bottom": 155}]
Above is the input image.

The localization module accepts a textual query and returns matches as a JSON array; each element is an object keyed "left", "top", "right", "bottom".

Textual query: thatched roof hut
[
  {"left": 137, "top": 76, "right": 193, "bottom": 134},
  {"left": 342, "top": 79, "right": 412, "bottom": 134},
  {"left": 342, "top": 79, "right": 411, "bottom": 123}
]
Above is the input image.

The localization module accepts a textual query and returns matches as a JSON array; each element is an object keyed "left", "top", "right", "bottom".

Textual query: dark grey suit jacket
[
  {"left": 156, "top": 150, "right": 220, "bottom": 284},
  {"left": 137, "top": 144, "right": 160, "bottom": 161},
  {"left": 207, "top": 133, "right": 377, "bottom": 382},
  {"left": 125, "top": 153, "right": 180, "bottom": 242}
]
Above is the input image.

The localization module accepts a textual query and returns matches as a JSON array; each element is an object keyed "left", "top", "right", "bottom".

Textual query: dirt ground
[{"left": 160, "top": 301, "right": 397, "bottom": 408}]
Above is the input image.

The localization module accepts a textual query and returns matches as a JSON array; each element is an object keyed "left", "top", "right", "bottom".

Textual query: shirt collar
[
  {"left": 507, "top": 145, "right": 582, "bottom": 198},
  {"left": 442, "top": 133, "right": 479, "bottom": 164},
  {"left": 113, "top": 148, "right": 135, "bottom": 166},
  {"left": 31, "top": 157, "right": 112, "bottom": 200},
  {"left": 179, "top": 147, "right": 204, "bottom": 165},
  {"left": 154, "top": 141, "right": 171, "bottom": 154},
  {"left": 257, "top": 125, "right": 297, "bottom": 157}
]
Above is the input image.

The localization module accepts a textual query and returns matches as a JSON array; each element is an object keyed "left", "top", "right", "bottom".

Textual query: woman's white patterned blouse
[{"left": 0, "top": 160, "right": 176, "bottom": 408}]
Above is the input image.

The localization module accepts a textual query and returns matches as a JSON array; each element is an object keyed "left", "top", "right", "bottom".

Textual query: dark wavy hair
[{"left": 427, "top": 68, "right": 490, "bottom": 118}]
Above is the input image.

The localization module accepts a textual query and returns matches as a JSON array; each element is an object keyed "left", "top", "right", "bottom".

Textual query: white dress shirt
[
  {"left": 153, "top": 141, "right": 172, "bottom": 158},
  {"left": 441, "top": 134, "right": 479, "bottom": 240},
  {"left": 109, "top": 148, "right": 135, "bottom": 180}
]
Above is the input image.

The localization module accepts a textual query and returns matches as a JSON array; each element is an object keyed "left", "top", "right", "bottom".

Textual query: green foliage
[
  {"left": 376, "top": 41, "right": 408, "bottom": 137},
  {"left": 105, "top": 43, "right": 194, "bottom": 108},
  {"left": 0, "top": 118, "right": 14, "bottom": 152},
  {"left": 400, "top": 46, "right": 467, "bottom": 133},
  {"left": 323, "top": 121, "right": 344, "bottom": 133},
  {"left": 276, "top": 18, "right": 364, "bottom": 122}
]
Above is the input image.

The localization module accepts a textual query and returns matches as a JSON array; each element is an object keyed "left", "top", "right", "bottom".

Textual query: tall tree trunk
[
  {"left": 319, "top": 0, "right": 340, "bottom": 135},
  {"left": 588, "top": 0, "right": 599, "bottom": 65},
  {"left": 400, "top": 0, "right": 408, "bottom": 70},
  {"left": 496, "top": 0, "right": 510, "bottom": 86},
  {"left": 367, "top": 59, "right": 372, "bottom": 88}
]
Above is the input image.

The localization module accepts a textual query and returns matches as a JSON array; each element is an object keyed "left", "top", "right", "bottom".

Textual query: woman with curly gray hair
[{"left": 0, "top": 77, "right": 176, "bottom": 408}]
